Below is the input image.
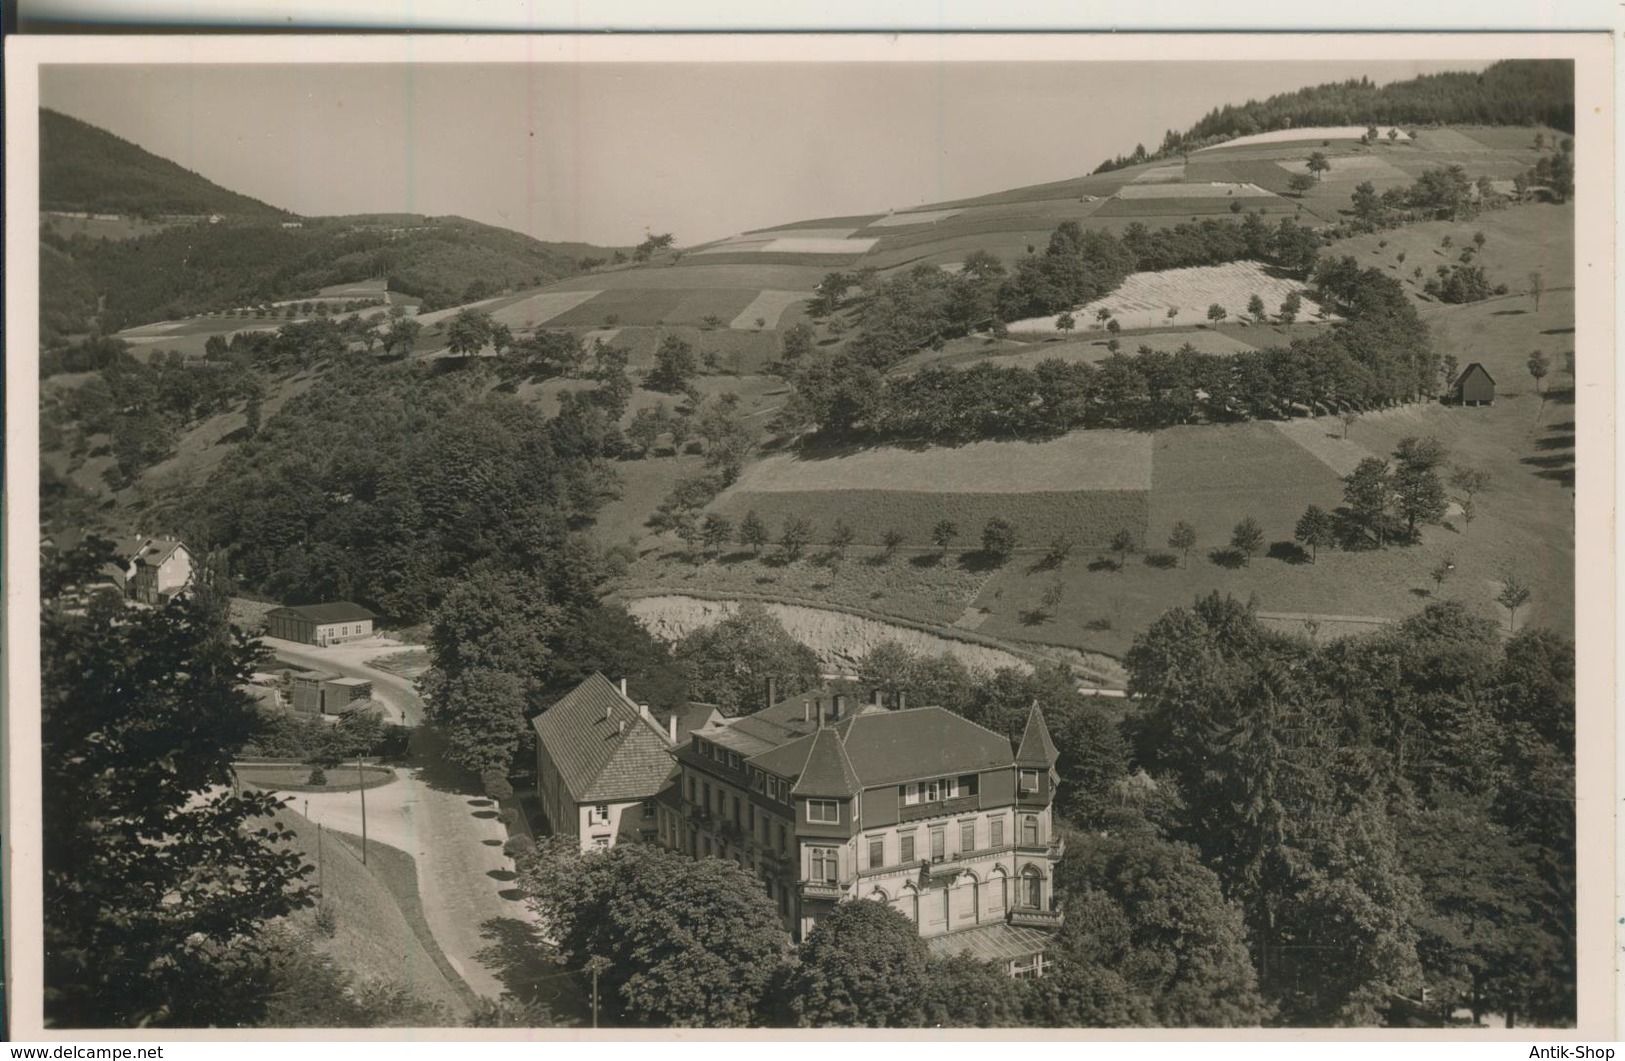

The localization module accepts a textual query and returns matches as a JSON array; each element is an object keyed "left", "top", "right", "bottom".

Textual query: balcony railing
[
  {"left": 898, "top": 794, "right": 979, "bottom": 824},
  {"left": 1015, "top": 837, "right": 1066, "bottom": 860},
  {"left": 800, "top": 880, "right": 846, "bottom": 901}
]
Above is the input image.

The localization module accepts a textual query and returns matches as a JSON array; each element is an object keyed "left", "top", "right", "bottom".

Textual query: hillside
[{"left": 41, "top": 107, "right": 290, "bottom": 219}]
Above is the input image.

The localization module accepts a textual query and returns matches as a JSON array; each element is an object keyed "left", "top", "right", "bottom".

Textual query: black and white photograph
[{"left": 4, "top": 34, "right": 1612, "bottom": 1038}]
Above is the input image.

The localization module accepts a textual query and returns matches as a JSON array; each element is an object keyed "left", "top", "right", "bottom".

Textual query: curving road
[{"left": 259, "top": 635, "right": 424, "bottom": 725}]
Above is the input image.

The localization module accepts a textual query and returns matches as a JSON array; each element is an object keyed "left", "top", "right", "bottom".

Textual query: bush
[
  {"left": 314, "top": 904, "right": 338, "bottom": 938},
  {"left": 307, "top": 767, "right": 327, "bottom": 786},
  {"left": 482, "top": 770, "right": 515, "bottom": 802},
  {"left": 498, "top": 807, "right": 519, "bottom": 827},
  {"left": 503, "top": 834, "right": 535, "bottom": 861}
]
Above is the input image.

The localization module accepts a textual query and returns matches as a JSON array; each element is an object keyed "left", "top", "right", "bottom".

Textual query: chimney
[
  {"left": 833, "top": 693, "right": 847, "bottom": 719},
  {"left": 619, "top": 677, "right": 628, "bottom": 697},
  {"left": 765, "top": 676, "right": 778, "bottom": 708},
  {"left": 618, "top": 720, "right": 627, "bottom": 735},
  {"left": 668, "top": 714, "right": 678, "bottom": 743},
  {"left": 898, "top": 690, "right": 908, "bottom": 712},
  {"left": 639, "top": 703, "right": 652, "bottom": 721}
]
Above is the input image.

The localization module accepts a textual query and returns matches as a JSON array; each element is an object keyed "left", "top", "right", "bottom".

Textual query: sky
[{"left": 41, "top": 60, "right": 1488, "bottom": 248}]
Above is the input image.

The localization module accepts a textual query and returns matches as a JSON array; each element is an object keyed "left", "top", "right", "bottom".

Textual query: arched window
[{"left": 1021, "top": 866, "right": 1043, "bottom": 909}]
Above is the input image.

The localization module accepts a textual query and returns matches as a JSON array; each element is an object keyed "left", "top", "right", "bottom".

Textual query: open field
[
  {"left": 556, "top": 262, "right": 835, "bottom": 292},
  {"left": 317, "top": 278, "right": 390, "bottom": 298},
  {"left": 730, "top": 430, "right": 1153, "bottom": 494},
  {"left": 709, "top": 431, "right": 1155, "bottom": 549},
  {"left": 1322, "top": 202, "right": 1574, "bottom": 297},
  {"left": 894, "top": 328, "right": 1258, "bottom": 375},
  {"left": 744, "top": 214, "right": 886, "bottom": 233},
  {"left": 865, "top": 209, "right": 965, "bottom": 227},
  {"left": 1007, "top": 260, "right": 1324, "bottom": 333},
  {"left": 545, "top": 287, "right": 758, "bottom": 328},
  {"left": 1114, "top": 182, "right": 1272, "bottom": 199},
  {"left": 730, "top": 289, "right": 813, "bottom": 330},
  {"left": 1277, "top": 154, "right": 1412, "bottom": 182},
  {"left": 1199, "top": 126, "right": 1414, "bottom": 151},
  {"left": 1091, "top": 196, "right": 1298, "bottom": 219}
]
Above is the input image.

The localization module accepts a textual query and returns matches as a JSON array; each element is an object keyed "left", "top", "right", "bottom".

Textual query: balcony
[
  {"left": 1008, "top": 906, "right": 1065, "bottom": 930},
  {"left": 1015, "top": 837, "right": 1065, "bottom": 860},
  {"left": 898, "top": 794, "right": 979, "bottom": 824},
  {"left": 800, "top": 880, "right": 847, "bottom": 901}
]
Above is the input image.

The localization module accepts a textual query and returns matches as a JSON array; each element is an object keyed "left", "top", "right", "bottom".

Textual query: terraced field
[{"left": 1198, "top": 125, "right": 1414, "bottom": 150}]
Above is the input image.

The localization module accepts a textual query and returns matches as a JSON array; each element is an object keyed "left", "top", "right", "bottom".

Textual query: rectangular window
[
  {"left": 778, "top": 824, "right": 787, "bottom": 853},
  {"left": 902, "top": 782, "right": 921, "bottom": 806},
  {"left": 733, "top": 795, "right": 742, "bottom": 823},
  {"left": 687, "top": 776, "right": 696, "bottom": 801},
  {"left": 1019, "top": 769, "right": 1041, "bottom": 794},
  {"left": 930, "top": 827, "right": 946, "bottom": 862},
  {"left": 868, "top": 837, "right": 884, "bottom": 869},
  {"left": 1021, "top": 814, "right": 1039, "bottom": 846},
  {"left": 991, "top": 817, "right": 1005, "bottom": 848},
  {"left": 592, "top": 836, "right": 610, "bottom": 849},
  {"left": 702, "top": 782, "right": 711, "bottom": 812},
  {"left": 809, "top": 846, "right": 839, "bottom": 884},
  {"left": 642, "top": 800, "right": 656, "bottom": 820},
  {"left": 807, "top": 799, "right": 839, "bottom": 824},
  {"left": 703, "top": 837, "right": 712, "bottom": 858},
  {"left": 900, "top": 833, "right": 916, "bottom": 863},
  {"left": 959, "top": 774, "right": 978, "bottom": 796},
  {"left": 960, "top": 821, "right": 975, "bottom": 852},
  {"left": 749, "top": 805, "right": 756, "bottom": 830}
]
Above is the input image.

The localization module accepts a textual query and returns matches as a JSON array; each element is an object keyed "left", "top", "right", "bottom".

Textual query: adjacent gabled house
[
  {"left": 659, "top": 685, "right": 1065, "bottom": 976},
  {"left": 533, "top": 672, "right": 719, "bottom": 851}
]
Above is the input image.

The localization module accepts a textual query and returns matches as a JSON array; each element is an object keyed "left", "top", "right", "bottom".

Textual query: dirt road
[{"left": 260, "top": 635, "right": 424, "bottom": 724}]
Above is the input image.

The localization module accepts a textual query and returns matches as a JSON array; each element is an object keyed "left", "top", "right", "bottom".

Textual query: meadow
[
  {"left": 1006, "top": 260, "right": 1323, "bottom": 333},
  {"left": 892, "top": 327, "right": 1257, "bottom": 374}
]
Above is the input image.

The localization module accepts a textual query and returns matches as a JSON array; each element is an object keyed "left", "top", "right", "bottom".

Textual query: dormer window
[{"left": 1019, "top": 769, "right": 1040, "bottom": 794}]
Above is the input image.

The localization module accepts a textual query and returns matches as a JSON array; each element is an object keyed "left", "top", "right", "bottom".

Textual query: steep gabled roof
[
  {"left": 1015, "top": 703, "right": 1060, "bottom": 768},
  {"left": 790, "top": 727, "right": 862, "bottom": 797},
  {"left": 1457, "top": 361, "right": 1496, "bottom": 386},
  {"left": 133, "top": 537, "right": 187, "bottom": 567},
  {"left": 532, "top": 672, "right": 675, "bottom": 804}
]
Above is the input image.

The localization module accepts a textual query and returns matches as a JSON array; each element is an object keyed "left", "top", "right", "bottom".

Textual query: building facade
[
  {"left": 533, "top": 672, "right": 718, "bottom": 851},
  {"left": 265, "top": 602, "right": 377, "bottom": 645},
  {"left": 656, "top": 686, "right": 1065, "bottom": 976}
]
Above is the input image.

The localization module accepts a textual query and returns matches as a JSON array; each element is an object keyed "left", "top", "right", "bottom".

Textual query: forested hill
[
  {"left": 41, "top": 108, "right": 290, "bottom": 218},
  {"left": 1100, "top": 59, "right": 1574, "bottom": 171}
]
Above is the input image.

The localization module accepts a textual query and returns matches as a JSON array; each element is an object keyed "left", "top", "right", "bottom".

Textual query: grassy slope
[{"left": 268, "top": 807, "right": 472, "bottom": 1018}]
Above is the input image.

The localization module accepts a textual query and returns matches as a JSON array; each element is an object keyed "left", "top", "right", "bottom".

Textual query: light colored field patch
[
  {"left": 759, "top": 237, "right": 879, "bottom": 255},
  {"left": 487, "top": 289, "right": 604, "bottom": 329},
  {"left": 740, "top": 227, "right": 860, "bottom": 240},
  {"left": 317, "top": 278, "right": 389, "bottom": 298},
  {"left": 1006, "top": 261, "right": 1328, "bottom": 334},
  {"left": 411, "top": 295, "right": 509, "bottom": 329},
  {"left": 865, "top": 209, "right": 964, "bottom": 228},
  {"left": 731, "top": 430, "right": 1153, "bottom": 494},
  {"left": 730, "top": 290, "right": 812, "bottom": 330},
  {"left": 1114, "top": 182, "right": 1270, "bottom": 200},
  {"left": 1131, "top": 164, "right": 1186, "bottom": 183},
  {"left": 691, "top": 235, "right": 777, "bottom": 255},
  {"left": 1269, "top": 417, "right": 1378, "bottom": 477},
  {"left": 579, "top": 327, "right": 621, "bottom": 346},
  {"left": 1199, "top": 126, "right": 1412, "bottom": 150},
  {"left": 1277, "top": 154, "right": 1410, "bottom": 181}
]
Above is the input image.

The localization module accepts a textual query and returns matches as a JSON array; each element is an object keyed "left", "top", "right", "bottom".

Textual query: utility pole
[
  {"left": 357, "top": 755, "right": 368, "bottom": 864},
  {"left": 316, "top": 821, "right": 324, "bottom": 898},
  {"left": 586, "top": 956, "right": 610, "bottom": 1028}
]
